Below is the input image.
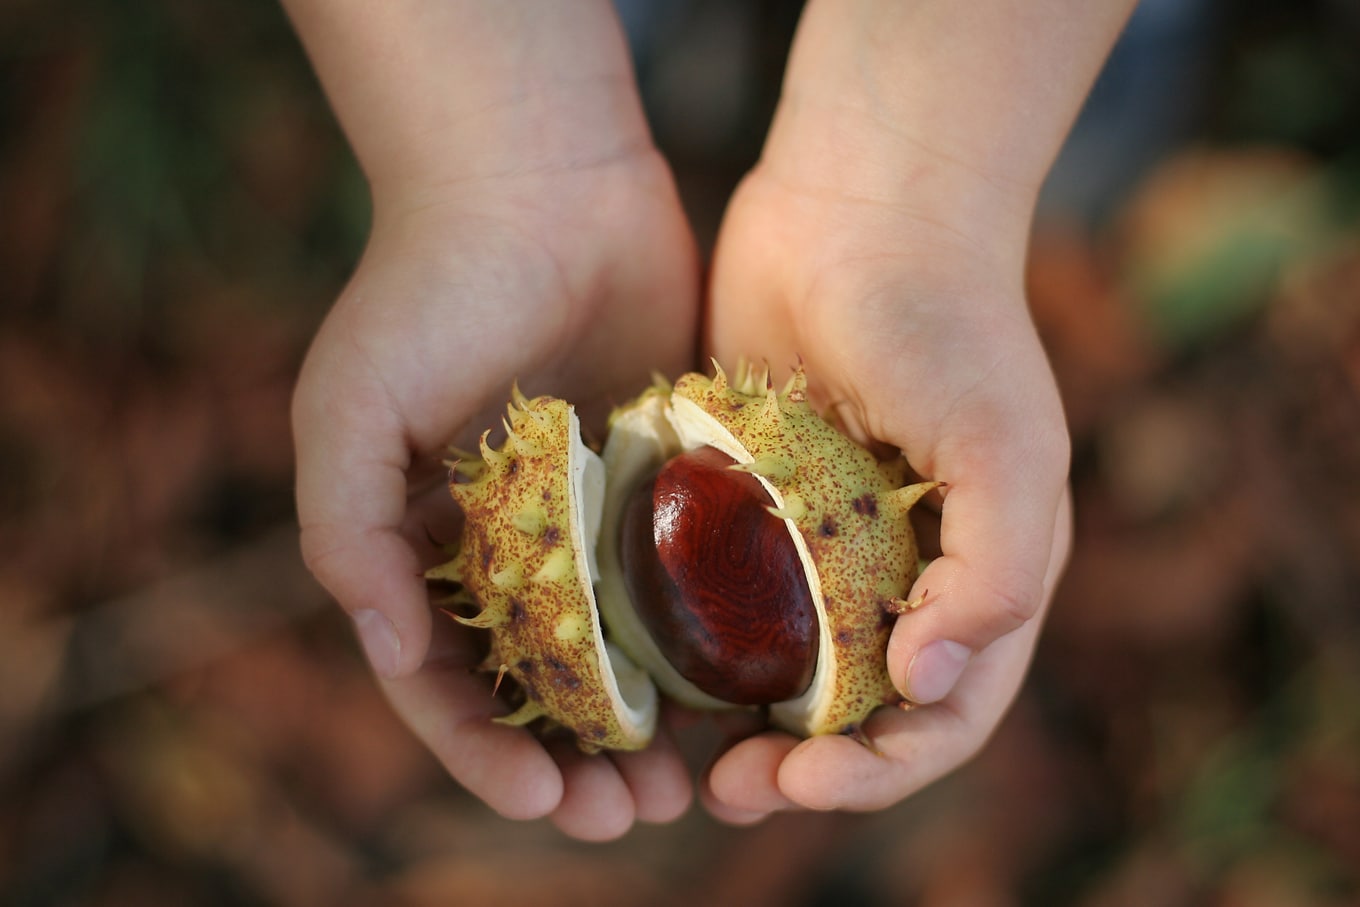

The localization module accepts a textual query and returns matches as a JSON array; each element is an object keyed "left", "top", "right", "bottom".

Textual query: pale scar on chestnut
[{"left": 425, "top": 362, "right": 938, "bottom": 752}]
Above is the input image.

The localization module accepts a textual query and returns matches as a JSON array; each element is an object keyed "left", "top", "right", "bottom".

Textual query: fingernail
[
  {"left": 353, "top": 609, "right": 401, "bottom": 678},
  {"left": 906, "top": 640, "right": 971, "bottom": 704}
]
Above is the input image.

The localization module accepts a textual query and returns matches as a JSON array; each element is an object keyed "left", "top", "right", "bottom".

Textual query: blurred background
[{"left": 2, "top": 0, "right": 1359, "bottom": 904}]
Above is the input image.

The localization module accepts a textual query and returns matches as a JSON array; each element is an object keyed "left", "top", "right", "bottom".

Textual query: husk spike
[
  {"left": 766, "top": 493, "right": 807, "bottom": 522},
  {"left": 710, "top": 358, "right": 729, "bottom": 395},
  {"left": 729, "top": 453, "right": 795, "bottom": 484},
  {"left": 782, "top": 362, "right": 809, "bottom": 404},
  {"left": 882, "top": 481, "right": 942, "bottom": 516},
  {"left": 478, "top": 430, "right": 511, "bottom": 472},
  {"left": 511, "top": 506, "right": 547, "bottom": 536},
  {"left": 489, "top": 564, "right": 523, "bottom": 589},
  {"left": 474, "top": 649, "right": 504, "bottom": 674},
  {"left": 531, "top": 547, "right": 575, "bottom": 585},
  {"left": 508, "top": 424, "right": 543, "bottom": 457},
  {"left": 494, "top": 699, "right": 548, "bottom": 727},
  {"left": 445, "top": 446, "right": 486, "bottom": 482},
  {"left": 884, "top": 589, "right": 928, "bottom": 615},
  {"left": 425, "top": 553, "right": 466, "bottom": 583},
  {"left": 491, "top": 663, "right": 510, "bottom": 696},
  {"left": 453, "top": 607, "right": 509, "bottom": 630}
]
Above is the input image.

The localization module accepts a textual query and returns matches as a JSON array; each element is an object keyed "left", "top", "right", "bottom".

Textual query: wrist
[
  {"left": 285, "top": 0, "right": 655, "bottom": 216},
  {"left": 758, "top": 99, "right": 1038, "bottom": 272},
  {"left": 367, "top": 77, "right": 657, "bottom": 222},
  {"left": 757, "top": 0, "right": 1134, "bottom": 263}
]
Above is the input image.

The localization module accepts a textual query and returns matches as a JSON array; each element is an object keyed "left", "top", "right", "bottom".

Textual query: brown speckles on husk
[
  {"left": 672, "top": 363, "right": 933, "bottom": 738},
  {"left": 544, "top": 655, "right": 582, "bottom": 690},
  {"left": 427, "top": 394, "right": 653, "bottom": 752}
]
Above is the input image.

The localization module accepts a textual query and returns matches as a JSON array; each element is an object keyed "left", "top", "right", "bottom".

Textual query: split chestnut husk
[{"left": 426, "top": 362, "right": 936, "bottom": 752}]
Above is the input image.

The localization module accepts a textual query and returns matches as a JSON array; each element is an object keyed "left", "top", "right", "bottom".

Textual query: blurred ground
[{"left": 3, "top": 1, "right": 1360, "bottom": 905}]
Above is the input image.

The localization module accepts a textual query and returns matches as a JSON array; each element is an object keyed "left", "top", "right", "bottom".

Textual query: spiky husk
[
  {"left": 426, "top": 392, "right": 656, "bottom": 752},
  {"left": 666, "top": 362, "right": 935, "bottom": 738},
  {"left": 429, "top": 363, "right": 934, "bottom": 752}
]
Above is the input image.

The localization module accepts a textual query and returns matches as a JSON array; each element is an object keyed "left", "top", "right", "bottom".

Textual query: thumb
[
  {"left": 292, "top": 350, "right": 433, "bottom": 679},
  {"left": 888, "top": 402, "right": 1071, "bottom": 704}
]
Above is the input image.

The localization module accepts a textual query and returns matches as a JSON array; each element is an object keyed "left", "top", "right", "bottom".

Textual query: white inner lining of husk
[
  {"left": 568, "top": 410, "right": 657, "bottom": 731},
  {"left": 594, "top": 394, "right": 731, "bottom": 711}
]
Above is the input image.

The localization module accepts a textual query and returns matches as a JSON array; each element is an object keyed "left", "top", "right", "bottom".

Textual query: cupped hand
[
  {"left": 292, "top": 152, "right": 701, "bottom": 840},
  {"left": 699, "top": 163, "right": 1073, "bottom": 820}
]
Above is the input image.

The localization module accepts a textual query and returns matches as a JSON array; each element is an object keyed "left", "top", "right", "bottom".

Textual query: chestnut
[{"left": 619, "top": 446, "right": 818, "bottom": 705}]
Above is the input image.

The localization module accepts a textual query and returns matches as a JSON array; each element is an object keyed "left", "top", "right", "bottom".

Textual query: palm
[{"left": 333, "top": 155, "right": 698, "bottom": 446}]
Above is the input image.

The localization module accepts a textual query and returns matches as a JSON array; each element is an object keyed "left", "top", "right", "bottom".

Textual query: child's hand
[
  {"left": 283, "top": 0, "right": 709, "bottom": 841},
  {"left": 699, "top": 161, "right": 1072, "bottom": 820},
  {"left": 689, "top": 0, "right": 1132, "bottom": 822},
  {"left": 292, "top": 151, "right": 700, "bottom": 840}
]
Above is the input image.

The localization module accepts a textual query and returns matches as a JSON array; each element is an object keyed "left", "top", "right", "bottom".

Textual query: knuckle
[
  {"left": 297, "top": 523, "right": 355, "bottom": 598},
  {"left": 982, "top": 567, "right": 1045, "bottom": 632}
]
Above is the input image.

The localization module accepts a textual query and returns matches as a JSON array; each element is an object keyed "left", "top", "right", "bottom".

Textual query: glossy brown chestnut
[{"left": 618, "top": 446, "right": 818, "bottom": 705}]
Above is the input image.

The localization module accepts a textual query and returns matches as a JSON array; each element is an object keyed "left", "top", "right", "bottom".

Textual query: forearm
[
  {"left": 763, "top": 0, "right": 1136, "bottom": 257},
  {"left": 281, "top": 0, "right": 651, "bottom": 211}
]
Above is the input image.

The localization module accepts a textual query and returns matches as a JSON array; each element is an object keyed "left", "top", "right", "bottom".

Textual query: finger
[
  {"left": 780, "top": 595, "right": 1046, "bottom": 810},
  {"left": 609, "top": 726, "right": 693, "bottom": 824},
  {"left": 294, "top": 353, "right": 432, "bottom": 679},
  {"left": 698, "top": 784, "right": 773, "bottom": 827},
  {"left": 380, "top": 652, "right": 565, "bottom": 821},
  {"left": 775, "top": 697, "right": 980, "bottom": 811},
  {"left": 401, "top": 474, "right": 464, "bottom": 567},
  {"left": 703, "top": 731, "right": 801, "bottom": 817},
  {"left": 546, "top": 741, "right": 637, "bottom": 842},
  {"left": 890, "top": 432, "right": 1069, "bottom": 704}
]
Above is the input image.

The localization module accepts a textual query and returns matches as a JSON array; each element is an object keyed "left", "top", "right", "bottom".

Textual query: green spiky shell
[
  {"left": 666, "top": 362, "right": 935, "bottom": 737},
  {"left": 426, "top": 392, "right": 656, "bottom": 752},
  {"left": 429, "top": 363, "right": 935, "bottom": 753}
]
